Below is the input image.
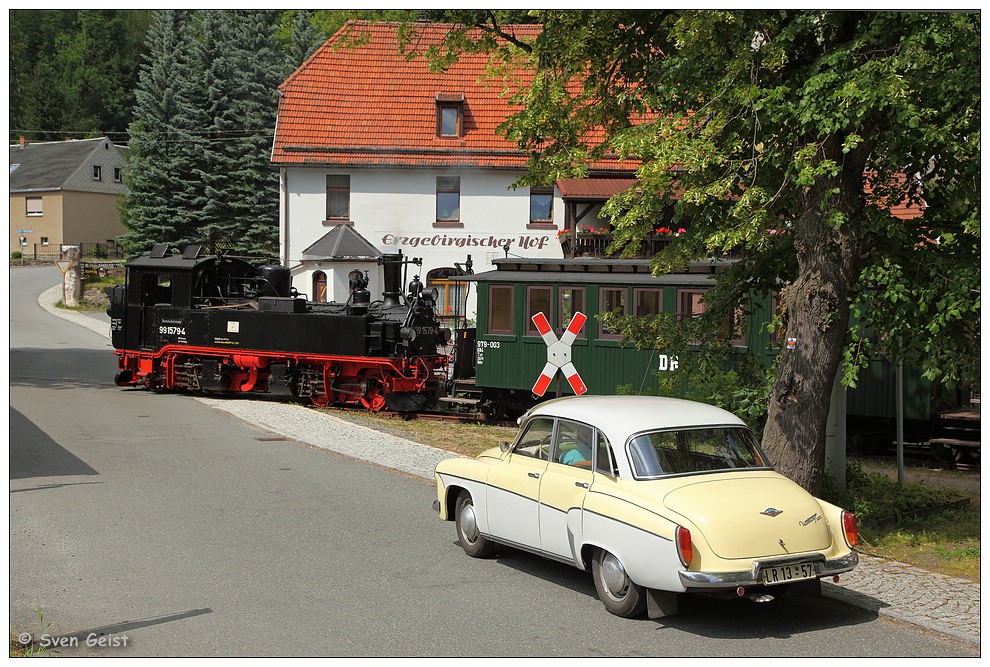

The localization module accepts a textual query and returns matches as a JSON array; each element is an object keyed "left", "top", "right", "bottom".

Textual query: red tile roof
[
  {"left": 556, "top": 178, "right": 637, "bottom": 200},
  {"left": 273, "top": 21, "right": 547, "bottom": 169}
]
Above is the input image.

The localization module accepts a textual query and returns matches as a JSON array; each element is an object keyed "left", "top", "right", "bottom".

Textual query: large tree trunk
[{"left": 762, "top": 140, "right": 868, "bottom": 495}]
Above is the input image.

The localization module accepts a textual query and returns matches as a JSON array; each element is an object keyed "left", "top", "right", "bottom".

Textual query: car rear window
[{"left": 627, "top": 427, "right": 768, "bottom": 477}]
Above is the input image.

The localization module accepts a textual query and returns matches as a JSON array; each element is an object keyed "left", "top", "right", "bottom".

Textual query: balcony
[{"left": 558, "top": 230, "right": 679, "bottom": 259}]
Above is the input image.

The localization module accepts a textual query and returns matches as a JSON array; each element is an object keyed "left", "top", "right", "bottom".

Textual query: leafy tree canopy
[{"left": 425, "top": 10, "right": 980, "bottom": 492}]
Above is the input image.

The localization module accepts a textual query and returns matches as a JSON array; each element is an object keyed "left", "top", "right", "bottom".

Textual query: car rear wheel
[
  {"left": 455, "top": 491, "right": 495, "bottom": 558},
  {"left": 592, "top": 548, "right": 647, "bottom": 618}
]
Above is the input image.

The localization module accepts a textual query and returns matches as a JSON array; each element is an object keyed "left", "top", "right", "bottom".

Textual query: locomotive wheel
[{"left": 309, "top": 392, "right": 331, "bottom": 407}]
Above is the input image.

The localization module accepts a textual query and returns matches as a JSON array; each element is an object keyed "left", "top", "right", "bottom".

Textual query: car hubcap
[
  {"left": 601, "top": 553, "right": 630, "bottom": 599},
  {"left": 460, "top": 501, "right": 479, "bottom": 543}
]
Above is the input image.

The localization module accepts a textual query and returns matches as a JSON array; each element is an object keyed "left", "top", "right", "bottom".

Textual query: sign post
[{"left": 531, "top": 311, "right": 588, "bottom": 397}]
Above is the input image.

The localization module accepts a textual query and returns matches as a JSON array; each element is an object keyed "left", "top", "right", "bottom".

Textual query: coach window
[
  {"left": 313, "top": 271, "right": 328, "bottom": 303},
  {"left": 599, "top": 287, "right": 627, "bottom": 339},
  {"left": 559, "top": 286, "right": 586, "bottom": 338},
  {"left": 634, "top": 288, "right": 662, "bottom": 317},
  {"left": 488, "top": 285, "right": 515, "bottom": 335},
  {"left": 769, "top": 293, "right": 783, "bottom": 346},
  {"left": 678, "top": 288, "right": 745, "bottom": 345},
  {"left": 525, "top": 286, "right": 553, "bottom": 336}
]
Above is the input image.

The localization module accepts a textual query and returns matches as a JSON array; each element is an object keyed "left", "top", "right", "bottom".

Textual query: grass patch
[
  {"left": 823, "top": 461, "right": 980, "bottom": 582},
  {"left": 321, "top": 407, "right": 517, "bottom": 458}
]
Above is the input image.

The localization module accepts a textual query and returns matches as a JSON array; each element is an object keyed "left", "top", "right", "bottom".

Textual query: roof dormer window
[{"left": 436, "top": 94, "right": 465, "bottom": 138}]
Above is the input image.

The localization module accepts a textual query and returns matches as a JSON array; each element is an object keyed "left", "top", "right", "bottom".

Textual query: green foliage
[
  {"left": 9, "top": 10, "right": 151, "bottom": 142},
  {"left": 822, "top": 460, "right": 966, "bottom": 524},
  {"left": 604, "top": 306, "right": 775, "bottom": 435},
  {"left": 121, "top": 10, "right": 286, "bottom": 258},
  {"left": 426, "top": 10, "right": 980, "bottom": 492}
]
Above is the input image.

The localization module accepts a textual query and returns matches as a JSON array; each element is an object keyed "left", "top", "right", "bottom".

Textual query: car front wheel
[
  {"left": 455, "top": 491, "right": 495, "bottom": 558},
  {"left": 592, "top": 548, "right": 647, "bottom": 618}
]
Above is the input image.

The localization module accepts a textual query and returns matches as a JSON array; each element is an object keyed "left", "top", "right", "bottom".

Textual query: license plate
[{"left": 760, "top": 562, "right": 817, "bottom": 586}]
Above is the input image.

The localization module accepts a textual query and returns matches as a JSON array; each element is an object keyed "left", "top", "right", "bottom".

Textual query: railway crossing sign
[{"left": 531, "top": 311, "right": 588, "bottom": 396}]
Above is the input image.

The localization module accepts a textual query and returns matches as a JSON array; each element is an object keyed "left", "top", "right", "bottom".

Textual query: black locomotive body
[{"left": 107, "top": 244, "right": 450, "bottom": 411}]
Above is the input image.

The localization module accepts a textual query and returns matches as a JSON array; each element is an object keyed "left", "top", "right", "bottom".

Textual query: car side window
[
  {"left": 594, "top": 430, "right": 618, "bottom": 476},
  {"left": 513, "top": 418, "right": 554, "bottom": 460},
  {"left": 553, "top": 420, "right": 594, "bottom": 468}
]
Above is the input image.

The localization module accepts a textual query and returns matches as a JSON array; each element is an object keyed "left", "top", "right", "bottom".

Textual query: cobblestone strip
[{"left": 825, "top": 553, "right": 981, "bottom": 648}]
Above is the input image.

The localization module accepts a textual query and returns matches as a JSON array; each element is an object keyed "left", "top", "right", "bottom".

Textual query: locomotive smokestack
[{"left": 380, "top": 251, "right": 403, "bottom": 309}]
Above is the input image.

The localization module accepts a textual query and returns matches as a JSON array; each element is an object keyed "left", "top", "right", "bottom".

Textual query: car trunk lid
[{"left": 662, "top": 474, "right": 832, "bottom": 559}]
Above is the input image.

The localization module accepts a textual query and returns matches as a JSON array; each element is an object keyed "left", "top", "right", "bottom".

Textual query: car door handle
[
  {"left": 575, "top": 482, "right": 590, "bottom": 489},
  {"left": 528, "top": 472, "right": 541, "bottom": 479}
]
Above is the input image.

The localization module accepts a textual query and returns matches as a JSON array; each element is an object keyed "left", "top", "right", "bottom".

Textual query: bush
[
  {"left": 10, "top": 251, "right": 22, "bottom": 260},
  {"left": 822, "top": 460, "right": 967, "bottom": 525}
]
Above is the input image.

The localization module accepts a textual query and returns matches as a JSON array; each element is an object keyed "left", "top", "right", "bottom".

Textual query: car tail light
[
  {"left": 842, "top": 511, "right": 859, "bottom": 547},
  {"left": 676, "top": 525, "right": 693, "bottom": 567}
]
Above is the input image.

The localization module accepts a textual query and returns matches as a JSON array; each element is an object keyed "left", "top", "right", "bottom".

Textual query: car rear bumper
[{"left": 678, "top": 551, "right": 859, "bottom": 589}]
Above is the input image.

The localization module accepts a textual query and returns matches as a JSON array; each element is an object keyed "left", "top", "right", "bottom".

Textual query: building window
[
  {"left": 326, "top": 175, "right": 350, "bottom": 220},
  {"left": 40, "top": 237, "right": 49, "bottom": 246},
  {"left": 525, "top": 286, "right": 553, "bottom": 336},
  {"left": 436, "top": 176, "right": 460, "bottom": 223},
  {"left": 559, "top": 286, "right": 586, "bottom": 338},
  {"left": 436, "top": 94, "right": 464, "bottom": 138},
  {"left": 114, "top": 167, "right": 123, "bottom": 183},
  {"left": 488, "top": 285, "right": 515, "bottom": 335},
  {"left": 93, "top": 165, "right": 102, "bottom": 181},
  {"left": 634, "top": 288, "right": 663, "bottom": 317},
  {"left": 599, "top": 287, "right": 627, "bottom": 339},
  {"left": 312, "top": 271, "right": 328, "bottom": 303},
  {"left": 26, "top": 197, "right": 43, "bottom": 216},
  {"left": 529, "top": 186, "right": 554, "bottom": 224}
]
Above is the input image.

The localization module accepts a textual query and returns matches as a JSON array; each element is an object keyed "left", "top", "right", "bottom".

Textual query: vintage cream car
[{"left": 433, "top": 395, "right": 859, "bottom": 619}]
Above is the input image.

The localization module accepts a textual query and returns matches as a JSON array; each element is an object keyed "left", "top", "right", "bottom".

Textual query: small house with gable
[{"left": 9, "top": 136, "right": 129, "bottom": 258}]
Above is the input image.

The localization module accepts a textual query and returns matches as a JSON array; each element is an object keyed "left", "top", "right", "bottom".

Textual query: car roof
[{"left": 525, "top": 395, "right": 747, "bottom": 440}]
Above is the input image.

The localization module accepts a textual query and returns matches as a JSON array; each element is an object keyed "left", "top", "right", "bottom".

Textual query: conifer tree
[
  {"left": 123, "top": 9, "right": 283, "bottom": 258},
  {"left": 120, "top": 9, "right": 198, "bottom": 256}
]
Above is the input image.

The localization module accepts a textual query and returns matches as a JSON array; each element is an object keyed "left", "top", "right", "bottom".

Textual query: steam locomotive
[{"left": 106, "top": 244, "right": 451, "bottom": 412}]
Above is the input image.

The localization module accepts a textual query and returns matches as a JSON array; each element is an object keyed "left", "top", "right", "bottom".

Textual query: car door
[
  {"left": 484, "top": 417, "right": 553, "bottom": 550},
  {"left": 538, "top": 420, "right": 596, "bottom": 561}
]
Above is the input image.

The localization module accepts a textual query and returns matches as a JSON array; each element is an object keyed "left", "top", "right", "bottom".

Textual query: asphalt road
[{"left": 8, "top": 266, "right": 977, "bottom": 657}]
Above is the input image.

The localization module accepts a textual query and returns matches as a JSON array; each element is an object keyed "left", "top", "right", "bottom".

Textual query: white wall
[{"left": 281, "top": 166, "right": 565, "bottom": 318}]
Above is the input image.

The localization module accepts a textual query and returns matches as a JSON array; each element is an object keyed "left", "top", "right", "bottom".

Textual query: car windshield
[{"left": 627, "top": 427, "right": 769, "bottom": 477}]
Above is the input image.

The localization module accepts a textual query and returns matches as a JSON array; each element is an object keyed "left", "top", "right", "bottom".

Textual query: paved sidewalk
[{"left": 40, "top": 285, "right": 983, "bottom": 650}]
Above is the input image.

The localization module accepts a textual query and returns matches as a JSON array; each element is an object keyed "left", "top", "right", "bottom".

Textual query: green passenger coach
[
  {"left": 456, "top": 256, "right": 963, "bottom": 462},
  {"left": 464, "top": 257, "right": 777, "bottom": 419}
]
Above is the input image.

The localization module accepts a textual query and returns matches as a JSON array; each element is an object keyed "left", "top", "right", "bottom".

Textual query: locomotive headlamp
[{"left": 400, "top": 326, "right": 417, "bottom": 342}]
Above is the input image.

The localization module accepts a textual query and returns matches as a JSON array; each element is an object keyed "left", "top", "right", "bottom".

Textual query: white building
[{"left": 271, "top": 21, "right": 634, "bottom": 325}]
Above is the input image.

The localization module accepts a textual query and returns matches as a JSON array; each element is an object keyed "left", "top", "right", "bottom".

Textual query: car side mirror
[{"left": 498, "top": 440, "right": 511, "bottom": 453}]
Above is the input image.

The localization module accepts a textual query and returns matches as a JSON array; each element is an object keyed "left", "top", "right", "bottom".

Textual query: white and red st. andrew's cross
[{"left": 531, "top": 311, "right": 588, "bottom": 397}]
